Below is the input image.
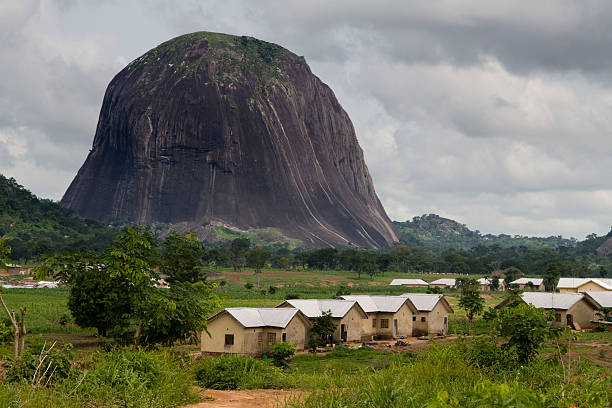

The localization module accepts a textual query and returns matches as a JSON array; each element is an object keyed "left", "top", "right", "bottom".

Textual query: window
[
  {"left": 555, "top": 313, "right": 562, "bottom": 322},
  {"left": 224, "top": 334, "right": 234, "bottom": 345},
  {"left": 372, "top": 319, "right": 377, "bottom": 328},
  {"left": 267, "top": 332, "right": 277, "bottom": 345},
  {"left": 282, "top": 333, "right": 287, "bottom": 342},
  {"left": 380, "top": 319, "right": 389, "bottom": 328},
  {"left": 421, "top": 317, "right": 426, "bottom": 322},
  {"left": 412, "top": 316, "right": 416, "bottom": 322}
]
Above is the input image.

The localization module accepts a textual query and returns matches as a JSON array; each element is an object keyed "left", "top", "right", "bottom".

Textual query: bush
[
  {"left": 194, "top": 355, "right": 294, "bottom": 390},
  {"left": 0, "top": 320, "right": 13, "bottom": 343},
  {"left": 69, "top": 347, "right": 198, "bottom": 408},
  {"left": 269, "top": 341, "right": 296, "bottom": 368},
  {"left": 5, "top": 342, "right": 73, "bottom": 385}
]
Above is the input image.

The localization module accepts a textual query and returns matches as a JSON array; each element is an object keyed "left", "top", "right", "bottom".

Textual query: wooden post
[{"left": 19, "top": 307, "right": 26, "bottom": 355}]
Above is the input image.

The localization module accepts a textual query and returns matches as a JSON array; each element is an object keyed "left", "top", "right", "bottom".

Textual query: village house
[
  {"left": 477, "top": 277, "right": 506, "bottom": 291},
  {"left": 496, "top": 292, "right": 599, "bottom": 330},
  {"left": 201, "top": 308, "right": 311, "bottom": 356},
  {"left": 429, "top": 278, "right": 456, "bottom": 289},
  {"left": 338, "top": 295, "right": 418, "bottom": 340},
  {"left": 556, "top": 278, "right": 612, "bottom": 293},
  {"left": 275, "top": 299, "right": 368, "bottom": 342},
  {"left": 583, "top": 291, "right": 612, "bottom": 329},
  {"left": 401, "top": 293, "right": 454, "bottom": 336},
  {"left": 510, "top": 277, "right": 545, "bottom": 291},
  {"left": 389, "top": 278, "right": 429, "bottom": 287}
]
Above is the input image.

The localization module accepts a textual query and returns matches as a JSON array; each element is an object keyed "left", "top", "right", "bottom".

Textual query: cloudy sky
[{"left": 3, "top": 0, "right": 612, "bottom": 239}]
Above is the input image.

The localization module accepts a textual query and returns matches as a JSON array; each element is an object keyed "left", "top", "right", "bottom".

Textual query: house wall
[
  {"left": 518, "top": 284, "right": 544, "bottom": 291},
  {"left": 428, "top": 302, "right": 450, "bottom": 335},
  {"left": 201, "top": 314, "right": 309, "bottom": 356},
  {"left": 337, "top": 306, "right": 368, "bottom": 342},
  {"left": 365, "top": 303, "right": 414, "bottom": 339},
  {"left": 576, "top": 282, "right": 609, "bottom": 293},
  {"left": 566, "top": 300, "right": 597, "bottom": 329}
]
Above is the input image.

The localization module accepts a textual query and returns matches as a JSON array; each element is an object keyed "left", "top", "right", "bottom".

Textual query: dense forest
[{"left": 0, "top": 175, "right": 117, "bottom": 261}]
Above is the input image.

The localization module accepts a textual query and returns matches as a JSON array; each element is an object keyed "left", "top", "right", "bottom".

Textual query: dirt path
[{"left": 183, "top": 389, "right": 300, "bottom": 408}]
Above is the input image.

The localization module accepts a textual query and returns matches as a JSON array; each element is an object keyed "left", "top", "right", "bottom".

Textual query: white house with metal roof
[
  {"left": 510, "top": 277, "right": 545, "bottom": 291},
  {"left": 496, "top": 292, "right": 598, "bottom": 329},
  {"left": 477, "top": 277, "right": 506, "bottom": 291},
  {"left": 400, "top": 293, "right": 454, "bottom": 335},
  {"left": 557, "top": 278, "right": 612, "bottom": 293},
  {"left": 276, "top": 299, "right": 368, "bottom": 342},
  {"left": 429, "top": 278, "right": 456, "bottom": 289},
  {"left": 201, "top": 307, "right": 311, "bottom": 355},
  {"left": 338, "top": 295, "right": 418, "bottom": 339},
  {"left": 389, "top": 278, "right": 429, "bottom": 287}
]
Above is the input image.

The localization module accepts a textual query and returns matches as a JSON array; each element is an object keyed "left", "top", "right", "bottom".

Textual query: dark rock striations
[{"left": 62, "top": 32, "right": 398, "bottom": 248}]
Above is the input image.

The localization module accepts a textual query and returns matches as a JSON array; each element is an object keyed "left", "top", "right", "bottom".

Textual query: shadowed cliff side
[{"left": 61, "top": 32, "right": 398, "bottom": 248}]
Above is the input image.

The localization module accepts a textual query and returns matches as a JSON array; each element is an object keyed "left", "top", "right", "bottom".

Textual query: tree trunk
[
  {"left": 0, "top": 294, "right": 20, "bottom": 357},
  {"left": 134, "top": 322, "right": 143, "bottom": 344}
]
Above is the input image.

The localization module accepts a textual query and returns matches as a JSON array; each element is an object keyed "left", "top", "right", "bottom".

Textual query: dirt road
[{"left": 183, "top": 389, "right": 299, "bottom": 408}]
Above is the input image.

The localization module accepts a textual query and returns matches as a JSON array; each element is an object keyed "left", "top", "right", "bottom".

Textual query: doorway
[
  {"left": 566, "top": 314, "right": 573, "bottom": 328},
  {"left": 393, "top": 319, "right": 398, "bottom": 337},
  {"left": 341, "top": 324, "right": 347, "bottom": 342}
]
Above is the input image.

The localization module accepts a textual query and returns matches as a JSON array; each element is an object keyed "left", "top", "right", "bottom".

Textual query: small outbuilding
[
  {"left": 510, "top": 278, "right": 545, "bottom": 291},
  {"left": 557, "top": 278, "right": 612, "bottom": 293},
  {"left": 400, "top": 293, "right": 454, "bottom": 336},
  {"left": 339, "top": 295, "right": 418, "bottom": 340},
  {"left": 389, "top": 278, "right": 429, "bottom": 287},
  {"left": 201, "top": 307, "right": 311, "bottom": 356},
  {"left": 276, "top": 299, "right": 368, "bottom": 342}
]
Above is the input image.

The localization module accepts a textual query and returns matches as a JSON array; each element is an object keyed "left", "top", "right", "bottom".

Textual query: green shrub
[
  {"left": 0, "top": 320, "right": 13, "bottom": 343},
  {"left": 5, "top": 342, "right": 73, "bottom": 385},
  {"left": 269, "top": 341, "right": 295, "bottom": 368},
  {"left": 194, "top": 354, "right": 294, "bottom": 390}
]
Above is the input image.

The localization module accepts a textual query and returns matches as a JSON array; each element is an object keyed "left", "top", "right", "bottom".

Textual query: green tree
[
  {"left": 269, "top": 341, "right": 296, "bottom": 368},
  {"left": 0, "top": 238, "right": 27, "bottom": 357},
  {"left": 458, "top": 278, "right": 484, "bottom": 335},
  {"left": 543, "top": 262, "right": 560, "bottom": 292},
  {"left": 228, "top": 238, "right": 250, "bottom": 271},
  {"left": 140, "top": 281, "right": 220, "bottom": 346},
  {"left": 504, "top": 267, "right": 522, "bottom": 285},
  {"left": 246, "top": 247, "right": 271, "bottom": 289},
  {"left": 160, "top": 233, "right": 206, "bottom": 283},
  {"left": 309, "top": 311, "right": 337, "bottom": 351},
  {"left": 491, "top": 303, "right": 560, "bottom": 363}
]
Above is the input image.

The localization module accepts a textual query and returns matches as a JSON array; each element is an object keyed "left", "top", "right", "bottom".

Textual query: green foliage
[
  {"left": 269, "top": 341, "right": 296, "bottom": 368},
  {"left": 194, "top": 355, "right": 293, "bottom": 390},
  {"left": 0, "top": 320, "right": 13, "bottom": 343},
  {"left": 160, "top": 232, "right": 206, "bottom": 283},
  {"left": 490, "top": 303, "right": 561, "bottom": 364},
  {"left": 140, "top": 281, "right": 220, "bottom": 346},
  {"left": 0, "top": 174, "right": 116, "bottom": 261},
  {"left": 458, "top": 279, "right": 485, "bottom": 335},
  {"left": 5, "top": 342, "right": 74, "bottom": 384},
  {"left": 309, "top": 311, "right": 337, "bottom": 350},
  {"left": 428, "top": 381, "right": 546, "bottom": 408},
  {"left": 228, "top": 238, "right": 251, "bottom": 270}
]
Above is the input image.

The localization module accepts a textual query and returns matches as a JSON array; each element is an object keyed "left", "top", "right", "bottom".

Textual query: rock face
[{"left": 62, "top": 32, "right": 398, "bottom": 248}]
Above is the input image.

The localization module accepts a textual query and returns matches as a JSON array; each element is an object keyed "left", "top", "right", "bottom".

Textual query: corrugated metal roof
[
  {"left": 477, "top": 278, "right": 504, "bottom": 285},
  {"left": 400, "top": 293, "right": 444, "bottom": 311},
  {"left": 556, "top": 278, "right": 612, "bottom": 290},
  {"left": 221, "top": 307, "right": 299, "bottom": 328},
  {"left": 339, "top": 295, "right": 410, "bottom": 313},
  {"left": 282, "top": 299, "right": 357, "bottom": 318},
  {"left": 584, "top": 291, "right": 612, "bottom": 308},
  {"left": 511, "top": 278, "right": 543, "bottom": 286},
  {"left": 521, "top": 292, "right": 583, "bottom": 310},
  {"left": 430, "top": 278, "right": 456, "bottom": 286},
  {"left": 389, "top": 279, "right": 429, "bottom": 286}
]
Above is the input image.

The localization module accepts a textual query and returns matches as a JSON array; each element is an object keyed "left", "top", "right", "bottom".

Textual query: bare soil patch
[{"left": 183, "top": 389, "right": 300, "bottom": 408}]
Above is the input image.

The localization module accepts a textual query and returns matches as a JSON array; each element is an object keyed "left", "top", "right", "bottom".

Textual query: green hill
[
  {"left": 395, "top": 214, "right": 577, "bottom": 252},
  {"left": 0, "top": 175, "right": 117, "bottom": 262}
]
